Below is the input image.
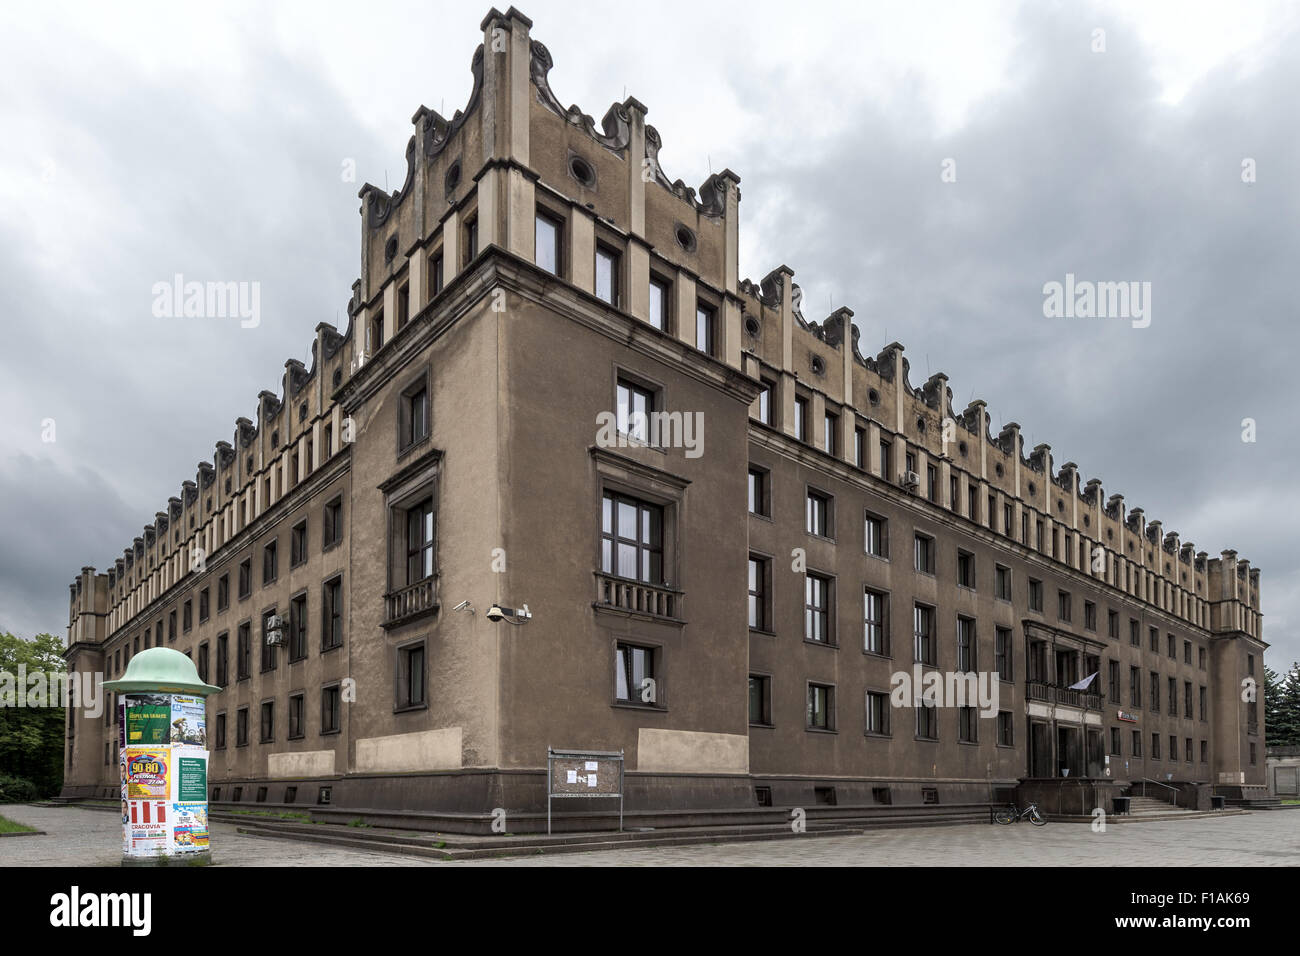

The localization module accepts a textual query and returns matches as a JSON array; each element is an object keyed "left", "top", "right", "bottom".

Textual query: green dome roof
[{"left": 102, "top": 646, "right": 222, "bottom": 696}]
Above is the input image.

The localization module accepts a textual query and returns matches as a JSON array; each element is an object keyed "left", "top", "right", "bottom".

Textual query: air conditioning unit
[
  {"left": 901, "top": 470, "right": 921, "bottom": 490},
  {"left": 264, "top": 614, "right": 285, "bottom": 646},
  {"left": 266, "top": 614, "right": 285, "bottom": 630},
  {"left": 265, "top": 629, "right": 284, "bottom": 647}
]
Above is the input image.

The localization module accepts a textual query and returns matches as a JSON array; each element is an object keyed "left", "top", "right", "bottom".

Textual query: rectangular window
[
  {"left": 916, "top": 699, "right": 938, "bottom": 739},
  {"left": 958, "top": 706, "right": 977, "bottom": 743},
  {"left": 1199, "top": 685, "right": 1207, "bottom": 721},
  {"left": 261, "top": 609, "right": 278, "bottom": 673},
  {"left": 615, "top": 643, "right": 655, "bottom": 704},
  {"left": 913, "top": 534, "right": 934, "bottom": 574},
  {"left": 600, "top": 492, "right": 664, "bottom": 583},
  {"left": 648, "top": 276, "right": 670, "bottom": 331},
  {"left": 1130, "top": 619, "right": 1140, "bottom": 647},
  {"left": 1129, "top": 666, "right": 1141, "bottom": 708},
  {"left": 1003, "top": 503, "right": 1014, "bottom": 537},
  {"left": 1150, "top": 626, "right": 1159, "bottom": 652},
  {"left": 1201, "top": 740, "right": 1208, "bottom": 763},
  {"left": 263, "top": 539, "right": 277, "bottom": 585},
  {"left": 1198, "top": 646, "right": 1206, "bottom": 669},
  {"left": 616, "top": 378, "right": 655, "bottom": 444},
  {"left": 215, "top": 633, "right": 228, "bottom": 687},
  {"left": 794, "top": 396, "right": 809, "bottom": 441},
  {"left": 956, "top": 550, "right": 975, "bottom": 588},
  {"left": 926, "top": 464, "right": 938, "bottom": 503},
  {"left": 167, "top": 609, "right": 177, "bottom": 642},
  {"left": 879, "top": 439, "right": 892, "bottom": 480},
  {"left": 804, "top": 573, "right": 832, "bottom": 644},
  {"left": 464, "top": 218, "right": 478, "bottom": 260},
  {"left": 1057, "top": 590, "right": 1071, "bottom": 622},
  {"left": 183, "top": 600, "right": 192, "bottom": 633},
  {"left": 806, "top": 490, "right": 832, "bottom": 537},
  {"left": 913, "top": 604, "right": 935, "bottom": 665},
  {"left": 854, "top": 427, "right": 865, "bottom": 468},
  {"left": 401, "top": 383, "right": 430, "bottom": 450},
  {"left": 807, "top": 683, "right": 834, "bottom": 731},
  {"left": 290, "top": 520, "right": 307, "bottom": 567},
  {"left": 1132, "top": 729, "right": 1142, "bottom": 757},
  {"left": 215, "top": 713, "right": 227, "bottom": 750},
  {"left": 288, "top": 693, "right": 304, "bottom": 739},
  {"left": 1108, "top": 660, "right": 1120, "bottom": 703},
  {"left": 823, "top": 411, "right": 838, "bottom": 455},
  {"left": 1167, "top": 633, "right": 1176, "bottom": 659},
  {"left": 995, "top": 627, "right": 1013, "bottom": 680},
  {"left": 1029, "top": 579, "right": 1043, "bottom": 612},
  {"left": 535, "top": 210, "right": 562, "bottom": 276},
  {"left": 321, "top": 684, "right": 341, "bottom": 734},
  {"left": 237, "top": 623, "right": 251, "bottom": 681},
  {"left": 260, "top": 701, "right": 274, "bottom": 743},
  {"left": 1084, "top": 601, "right": 1096, "bottom": 631},
  {"left": 1150, "top": 671, "right": 1161, "bottom": 713},
  {"left": 401, "top": 643, "right": 426, "bottom": 708},
  {"left": 595, "top": 245, "right": 620, "bottom": 306},
  {"left": 998, "top": 711, "right": 1014, "bottom": 746},
  {"left": 1110, "top": 727, "right": 1121, "bottom": 755},
  {"left": 695, "top": 303, "right": 715, "bottom": 356},
  {"left": 1108, "top": 610, "right": 1119, "bottom": 639},
  {"left": 1184, "top": 640, "right": 1192, "bottom": 665},
  {"left": 405, "top": 497, "right": 435, "bottom": 584},
  {"left": 236, "top": 707, "right": 249, "bottom": 747},
  {"left": 238, "top": 558, "right": 251, "bottom": 599},
  {"left": 429, "top": 249, "right": 444, "bottom": 296},
  {"left": 747, "top": 467, "right": 769, "bottom": 517},
  {"left": 949, "top": 475, "right": 958, "bottom": 511},
  {"left": 289, "top": 594, "right": 308, "bottom": 662},
  {"left": 217, "top": 576, "right": 229, "bottom": 612},
  {"left": 756, "top": 379, "right": 773, "bottom": 425},
  {"left": 1184, "top": 681, "right": 1193, "bottom": 720},
  {"left": 322, "top": 577, "right": 343, "bottom": 650},
  {"left": 197, "top": 641, "right": 209, "bottom": 684},
  {"left": 956, "top": 616, "right": 976, "bottom": 672},
  {"left": 864, "top": 588, "right": 888, "bottom": 655},
  {"left": 864, "top": 512, "right": 887, "bottom": 557},
  {"left": 749, "top": 675, "right": 771, "bottom": 725},
  {"left": 866, "top": 691, "right": 890, "bottom": 736},
  {"left": 995, "top": 564, "right": 1011, "bottom": 600},
  {"left": 1152, "top": 733, "right": 1161, "bottom": 760},
  {"left": 396, "top": 283, "right": 409, "bottom": 331},
  {"left": 748, "top": 555, "right": 769, "bottom": 631},
  {"left": 323, "top": 497, "right": 342, "bottom": 549}
]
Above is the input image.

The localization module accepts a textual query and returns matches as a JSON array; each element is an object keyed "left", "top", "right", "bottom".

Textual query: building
[{"left": 61, "top": 7, "right": 1269, "bottom": 830}]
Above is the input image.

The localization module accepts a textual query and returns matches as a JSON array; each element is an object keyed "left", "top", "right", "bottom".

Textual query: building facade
[{"left": 62, "top": 7, "right": 1269, "bottom": 829}]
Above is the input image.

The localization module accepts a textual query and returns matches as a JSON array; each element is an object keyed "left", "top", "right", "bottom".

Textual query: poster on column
[
  {"left": 123, "top": 749, "right": 171, "bottom": 856},
  {"left": 124, "top": 694, "right": 171, "bottom": 746},
  {"left": 169, "top": 695, "right": 207, "bottom": 748},
  {"left": 169, "top": 751, "right": 209, "bottom": 853}
]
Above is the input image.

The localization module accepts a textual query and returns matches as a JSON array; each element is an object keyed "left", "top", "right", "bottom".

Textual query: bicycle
[{"left": 994, "top": 802, "right": 1048, "bottom": 826}]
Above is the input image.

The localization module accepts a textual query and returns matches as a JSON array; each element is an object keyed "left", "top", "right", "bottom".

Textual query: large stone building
[{"left": 61, "top": 7, "right": 1269, "bottom": 829}]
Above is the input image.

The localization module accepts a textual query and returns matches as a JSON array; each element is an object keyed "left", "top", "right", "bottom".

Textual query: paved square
[{"left": 1, "top": 805, "right": 1296, "bottom": 866}]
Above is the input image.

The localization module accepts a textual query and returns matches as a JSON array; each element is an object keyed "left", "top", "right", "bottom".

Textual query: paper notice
[
  {"left": 585, "top": 761, "right": 598, "bottom": 771},
  {"left": 566, "top": 770, "right": 577, "bottom": 784},
  {"left": 587, "top": 774, "right": 598, "bottom": 787}
]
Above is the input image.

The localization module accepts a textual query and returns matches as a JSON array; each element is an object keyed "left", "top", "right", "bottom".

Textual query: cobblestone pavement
[{"left": 2, "top": 804, "right": 1297, "bottom": 866}]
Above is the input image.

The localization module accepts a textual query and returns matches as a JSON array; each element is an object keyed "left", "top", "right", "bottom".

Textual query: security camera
[
  {"left": 452, "top": 600, "right": 475, "bottom": 614},
  {"left": 485, "top": 603, "right": 531, "bottom": 625},
  {"left": 485, "top": 604, "right": 505, "bottom": 622}
]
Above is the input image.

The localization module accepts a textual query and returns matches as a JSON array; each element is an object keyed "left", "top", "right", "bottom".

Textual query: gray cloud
[{"left": 1, "top": 1, "right": 1294, "bottom": 671}]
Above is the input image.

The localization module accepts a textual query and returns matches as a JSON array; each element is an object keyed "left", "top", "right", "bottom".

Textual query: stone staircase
[{"left": 1115, "top": 795, "right": 1244, "bottom": 821}]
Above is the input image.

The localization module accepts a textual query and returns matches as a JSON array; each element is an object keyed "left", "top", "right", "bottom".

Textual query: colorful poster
[
  {"left": 124, "top": 694, "right": 171, "bottom": 745},
  {"left": 124, "top": 749, "right": 170, "bottom": 798},
  {"left": 124, "top": 798, "right": 169, "bottom": 856},
  {"left": 170, "top": 802, "right": 209, "bottom": 852},
  {"left": 170, "top": 696, "right": 207, "bottom": 747},
  {"left": 176, "top": 754, "right": 207, "bottom": 803}
]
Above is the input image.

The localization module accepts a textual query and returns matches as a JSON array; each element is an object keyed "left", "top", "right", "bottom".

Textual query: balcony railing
[
  {"left": 1026, "top": 680, "right": 1103, "bottom": 711},
  {"left": 594, "top": 572, "right": 682, "bottom": 621},
  {"left": 384, "top": 576, "right": 438, "bottom": 628}
]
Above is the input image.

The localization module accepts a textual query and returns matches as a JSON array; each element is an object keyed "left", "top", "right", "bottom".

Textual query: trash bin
[
  {"left": 1210, "top": 795, "right": 1226, "bottom": 811},
  {"left": 1113, "top": 796, "right": 1131, "bottom": 814}
]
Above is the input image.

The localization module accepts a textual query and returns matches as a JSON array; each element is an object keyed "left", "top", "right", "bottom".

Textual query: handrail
[{"left": 1137, "top": 776, "right": 1180, "bottom": 808}]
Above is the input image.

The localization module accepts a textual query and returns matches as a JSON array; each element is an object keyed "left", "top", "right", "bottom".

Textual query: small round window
[
  {"left": 744, "top": 315, "right": 760, "bottom": 338},
  {"left": 868, "top": 388, "right": 880, "bottom": 406},
  {"left": 958, "top": 441, "right": 968, "bottom": 457},
  {"left": 444, "top": 159, "right": 462, "bottom": 195},
  {"left": 995, "top": 463, "right": 1004, "bottom": 477},
  {"left": 674, "top": 224, "right": 697, "bottom": 252},
  {"left": 810, "top": 355, "right": 826, "bottom": 376},
  {"left": 384, "top": 237, "right": 398, "bottom": 262},
  {"left": 568, "top": 154, "right": 596, "bottom": 189}
]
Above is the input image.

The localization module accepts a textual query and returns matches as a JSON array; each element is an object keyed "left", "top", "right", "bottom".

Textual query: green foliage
[
  {"left": 1268, "top": 663, "right": 1300, "bottom": 747},
  {"left": 0, "top": 774, "right": 42, "bottom": 803},
  {"left": 0, "top": 632, "right": 67, "bottom": 799}
]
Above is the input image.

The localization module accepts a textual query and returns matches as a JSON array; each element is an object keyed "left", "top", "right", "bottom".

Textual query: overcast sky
[{"left": 1, "top": 0, "right": 1295, "bottom": 670}]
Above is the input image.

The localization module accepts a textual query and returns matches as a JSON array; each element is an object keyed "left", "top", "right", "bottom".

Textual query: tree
[
  {"left": 1273, "top": 663, "right": 1300, "bottom": 748},
  {"left": 0, "top": 631, "right": 67, "bottom": 798}
]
